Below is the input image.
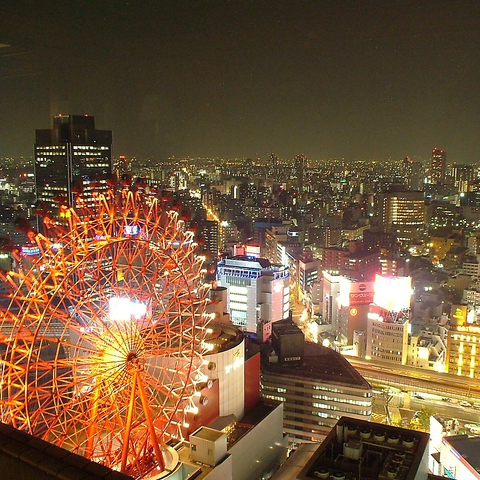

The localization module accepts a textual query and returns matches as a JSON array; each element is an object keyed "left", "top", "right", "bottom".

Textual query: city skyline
[{"left": 1, "top": 1, "right": 480, "bottom": 162}]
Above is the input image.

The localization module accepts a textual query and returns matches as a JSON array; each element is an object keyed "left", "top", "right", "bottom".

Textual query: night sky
[{"left": 1, "top": 0, "right": 480, "bottom": 162}]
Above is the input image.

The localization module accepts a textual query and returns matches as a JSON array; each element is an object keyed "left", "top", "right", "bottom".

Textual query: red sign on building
[{"left": 349, "top": 292, "right": 374, "bottom": 305}]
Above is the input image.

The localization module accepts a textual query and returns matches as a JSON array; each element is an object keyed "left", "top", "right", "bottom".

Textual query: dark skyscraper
[
  {"left": 430, "top": 147, "right": 446, "bottom": 185},
  {"left": 34, "top": 114, "right": 113, "bottom": 219}
]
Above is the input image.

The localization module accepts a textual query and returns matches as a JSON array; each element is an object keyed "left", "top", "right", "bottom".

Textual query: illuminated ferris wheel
[{"left": 0, "top": 190, "right": 210, "bottom": 478}]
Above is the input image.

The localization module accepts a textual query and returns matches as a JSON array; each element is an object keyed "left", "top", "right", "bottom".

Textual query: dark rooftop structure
[
  {"left": 0, "top": 421, "right": 133, "bottom": 480},
  {"left": 204, "top": 321, "right": 244, "bottom": 354},
  {"left": 261, "top": 340, "right": 372, "bottom": 444},
  {"left": 264, "top": 340, "right": 371, "bottom": 389},
  {"left": 298, "top": 416, "right": 430, "bottom": 480},
  {"left": 446, "top": 435, "right": 480, "bottom": 475}
]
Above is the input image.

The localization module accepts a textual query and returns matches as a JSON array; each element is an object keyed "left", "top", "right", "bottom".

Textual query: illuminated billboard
[
  {"left": 349, "top": 281, "right": 374, "bottom": 306},
  {"left": 338, "top": 277, "right": 374, "bottom": 307},
  {"left": 124, "top": 224, "right": 140, "bottom": 236},
  {"left": 373, "top": 274, "right": 412, "bottom": 312},
  {"left": 451, "top": 304, "right": 467, "bottom": 325},
  {"left": 338, "top": 277, "right": 352, "bottom": 308},
  {"left": 21, "top": 244, "right": 40, "bottom": 257}
]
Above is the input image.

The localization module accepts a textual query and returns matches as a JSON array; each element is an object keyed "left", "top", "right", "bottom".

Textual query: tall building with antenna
[
  {"left": 295, "top": 153, "right": 307, "bottom": 201},
  {"left": 294, "top": 154, "right": 307, "bottom": 247}
]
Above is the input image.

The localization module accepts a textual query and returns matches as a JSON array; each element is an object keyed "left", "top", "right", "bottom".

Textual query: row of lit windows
[
  {"left": 311, "top": 405, "right": 371, "bottom": 416},
  {"left": 221, "top": 275, "right": 252, "bottom": 287},
  {"left": 230, "top": 302, "right": 247, "bottom": 311},
  {"left": 266, "top": 387, "right": 372, "bottom": 408},
  {"left": 371, "top": 347, "right": 402, "bottom": 355},
  {"left": 373, "top": 336, "right": 403, "bottom": 343},
  {"left": 230, "top": 293, "right": 247, "bottom": 303},
  {"left": 36, "top": 152, "right": 65, "bottom": 158},
  {"left": 313, "top": 402, "right": 339, "bottom": 411},
  {"left": 312, "top": 394, "right": 371, "bottom": 406},
  {"left": 263, "top": 394, "right": 286, "bottom": 403},
  {"left": 73, "top": 145, "right": 110, "bottom": 150},
  {"left": 77, "top": 162, "right": 110, "bottom": 167},
  {"left": 372, "top": 324, "right": 404, "bottom": 331},
  {"left": 73, "top": 152, "right": 104, "bottom": 157},
  {"left": 371, "top": 353, "right": 401, "bottom": 361},
  {"left": 451, "top": 335, "right": 480, "bottom": 342}
]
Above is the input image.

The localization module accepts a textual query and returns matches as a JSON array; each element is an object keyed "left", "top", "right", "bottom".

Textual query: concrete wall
[{"left": 228, "top": 403, "right": 287, "bottom": 480}]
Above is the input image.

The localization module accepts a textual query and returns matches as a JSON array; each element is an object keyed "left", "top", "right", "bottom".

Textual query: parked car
[{"left": 460, "top": 400, "right": 472, "bottom": 408}]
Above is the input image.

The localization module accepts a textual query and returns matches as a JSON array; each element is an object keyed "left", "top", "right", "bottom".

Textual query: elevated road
[{"left": 346, "top": 356, "right": 480, "bottom": 401}]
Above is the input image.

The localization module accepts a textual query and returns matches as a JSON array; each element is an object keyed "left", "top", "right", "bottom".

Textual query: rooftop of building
[
  {"left": 0, "top": 400, "right": 283, "bottom": 480},
  {"left": 0, "top": 421, "right": 134, "bottom": 480},
  {"left": 298, "top": 416, "right": 430, "bottom": 480},
  {"left": 253, "top": 217, "right": 285, "bottom": 226},
  {"left": 220, "top": 254, "right": 271, "bottom": 268},
  {"left": 175, "top": 400, "right": 284, "bottom": 478},
  {"left": 270, "top": 443, "right": 319, "bottom": 480},
  {"left": 262, "top": 341, "right": 371, "bottom": 390},
  {"left": 207, "top": 400, "right": 283, "bottom": 448},
  {"left": 272, "top": 318, "right": 303, "bottom": 337},
  {"left": 344, "top": 249, "right": 381, "bottom": 260},
  {"left": 445, "top": 434, "right": 480, "bottom": 475},
  {"left": 204, "top": 321, "right": 244, "bottom": 354},
  {"left": 218, "top": 255, "right": 288, "bottom": 274}
]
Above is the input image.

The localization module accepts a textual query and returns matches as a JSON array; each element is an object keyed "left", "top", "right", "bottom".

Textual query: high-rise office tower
[
  {"left": 411, "top": 160, "right": 425, "bottom": 190},
  {"left": 377, "top": 188, "right": 426, "bottom": 245},
  {"left": 452, "top": 163, "right": 475, "bottom": 192},
  {"left": 430, "top": 147, "right": 446, "bottom": 184},
  {"left": 197, "top": 219, "right": 219, "bottom": 257},
  {"left": 402, "top": 156, "right": 425, "bottom": 190},
  {"left": 34, "top": 114, "right": 112, "bottom": 220}
]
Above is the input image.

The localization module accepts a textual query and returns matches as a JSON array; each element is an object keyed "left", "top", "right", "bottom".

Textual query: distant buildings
[
  {"left": 321, "top": 242, "right": 381, "bottom": 282},
  {"left": 320, "top": 273, "right": 413, "bottom": 363},
  {"left": 195, "top": 219, "right": 219, "bottom": 257},
  {"left": 452, "top": 163, "right": 475, "bottom": 192},
  {"left": 264, "top": 220, "right": 302, "bottom": 265}
]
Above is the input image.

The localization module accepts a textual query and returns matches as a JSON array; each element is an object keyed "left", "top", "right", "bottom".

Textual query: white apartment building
[{"left": 366, "top": 305, "right": 410, "bottom": 364}]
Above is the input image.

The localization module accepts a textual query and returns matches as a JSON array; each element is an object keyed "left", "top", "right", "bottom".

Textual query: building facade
[
  {"left": 378, "top": 189, "right": 426, "bottom": 245},
  {"left": 366, "top": 307, "right": 410, "bottom": 364},
  {"left": 430, "top": 147, "right": 446, "bottom": 185},
  {"left": 261, "top": 342, "right": 372, "bottom": 445},
  {"left": 35, "top": 114, "right": 112, "bottom": 219},
  {"left": 216, "top": 256, "right": 290, "bottom": 333},
  {"left": 446, "top": 324, "right": 480, "bottom": 378}
]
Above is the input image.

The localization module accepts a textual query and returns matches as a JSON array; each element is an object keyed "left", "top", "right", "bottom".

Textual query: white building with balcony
[{"left": 216, "top": 256, "right": 290, "bottom": 334}]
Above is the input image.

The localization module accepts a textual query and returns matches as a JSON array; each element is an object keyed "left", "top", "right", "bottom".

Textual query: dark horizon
[{"left": 1, "top": 1, "right": 480, "bottom": 163}]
